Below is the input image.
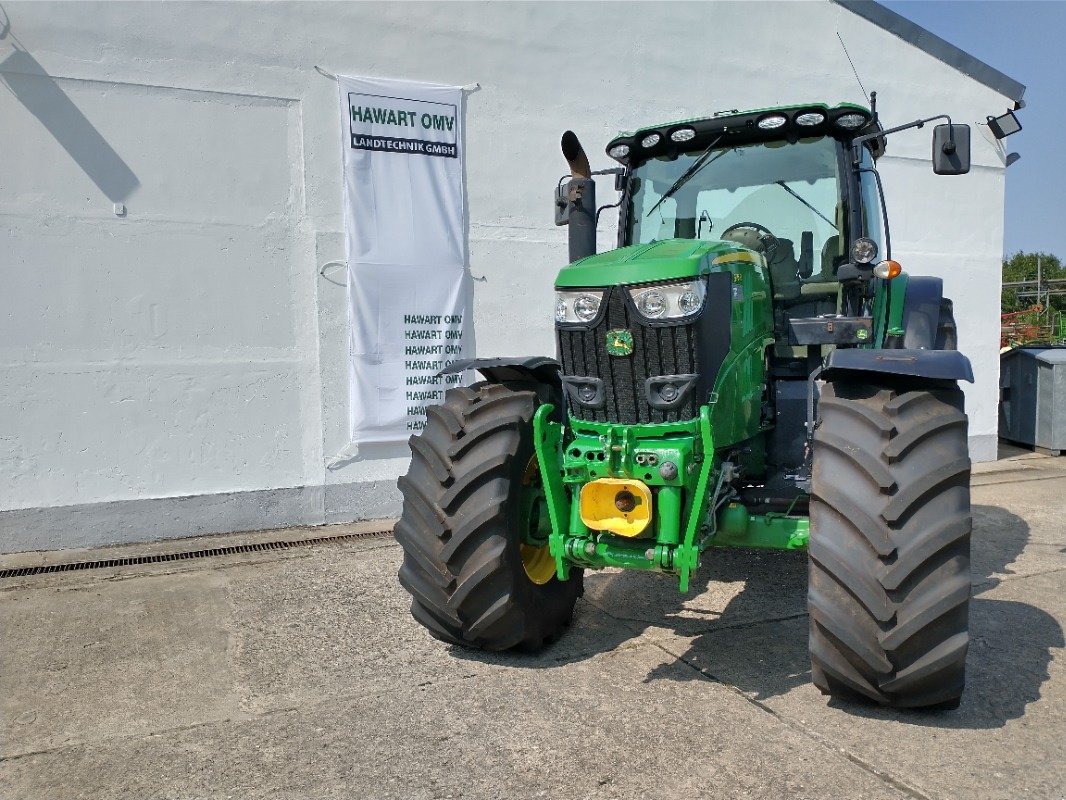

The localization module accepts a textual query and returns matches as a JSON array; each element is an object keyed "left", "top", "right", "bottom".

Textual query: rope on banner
[{"left": 313, "top": 65, "right": 481, "bottom": 93}]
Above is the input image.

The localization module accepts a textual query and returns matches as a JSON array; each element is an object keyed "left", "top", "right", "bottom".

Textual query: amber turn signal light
[{"left": 873, "top": 259, "right": 902, "bottom": 279}]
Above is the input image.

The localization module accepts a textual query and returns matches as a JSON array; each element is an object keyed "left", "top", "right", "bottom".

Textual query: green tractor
[{"left": 395, "top": 100, "right": 976, "bottom": 709}]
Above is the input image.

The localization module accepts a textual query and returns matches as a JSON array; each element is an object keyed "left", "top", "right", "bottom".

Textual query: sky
[{"left": 880, "top": 0, "right": 1066, "bottom": 261}]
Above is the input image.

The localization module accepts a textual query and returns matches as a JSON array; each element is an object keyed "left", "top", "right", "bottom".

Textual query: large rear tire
[
  {"left": 395, "top": 381, "right": 582, "bottom": 651},
  {"left": 809, "top": 379, "right": 972, "bottom": 709}
]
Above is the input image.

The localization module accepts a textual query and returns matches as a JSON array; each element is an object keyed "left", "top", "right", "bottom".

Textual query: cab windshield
[{"left": 625, "top": 136, "right": 846, "bottom": 279}]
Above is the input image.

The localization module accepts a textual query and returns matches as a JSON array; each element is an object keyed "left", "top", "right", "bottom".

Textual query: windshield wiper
[
  {"left": 645, "top": 134, "right": 727, "bottom": 219},
  {"left": 774, "top": 181, "right": 837, "bottom": 230}
]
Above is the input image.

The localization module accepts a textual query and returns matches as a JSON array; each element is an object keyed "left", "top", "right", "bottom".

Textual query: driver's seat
[
  {"left": 766, "top": 238, "right": 801, "bottom": 302},
  {"left": 814, "top": 234, "right": 843, "bottom": 281}
]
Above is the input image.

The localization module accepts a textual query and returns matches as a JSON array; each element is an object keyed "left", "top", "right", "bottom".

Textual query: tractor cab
[
  {"left": 606, "top": 104, "right": 888, "bottom": 339},
  {"left": 554, "top": 100, "right": 969, "bottom": 372}
]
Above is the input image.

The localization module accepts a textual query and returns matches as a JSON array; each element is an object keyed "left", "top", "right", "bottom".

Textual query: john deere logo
[{"left": 606, "top": 329, "right": 634, "bottom": 357}]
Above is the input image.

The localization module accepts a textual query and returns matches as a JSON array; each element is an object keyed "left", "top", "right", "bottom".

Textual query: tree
[{"left": 1002, "top": 251, "right": 1065, "bottom": 315}]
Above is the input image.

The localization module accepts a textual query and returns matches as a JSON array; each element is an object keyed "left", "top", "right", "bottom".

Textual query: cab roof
[{"left": 607, "top": 102, "right": 885, "bottom": 165}]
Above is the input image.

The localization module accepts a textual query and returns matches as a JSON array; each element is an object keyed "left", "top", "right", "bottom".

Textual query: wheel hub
[{"left": 519, "top": 457, "right": 555, "bottom": 584}]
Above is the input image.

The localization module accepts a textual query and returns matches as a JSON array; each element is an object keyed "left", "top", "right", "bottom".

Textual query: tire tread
[
  {"left": 809, "top": 379, "right": 972, "bottom": 709},
  {"left": 395, "top": 381, "right": 581, "bottom": 651}
]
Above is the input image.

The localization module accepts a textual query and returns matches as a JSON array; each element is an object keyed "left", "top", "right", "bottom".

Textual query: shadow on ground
[{"left": 451, "top": 504, "right": 1062, "bottom": 728}]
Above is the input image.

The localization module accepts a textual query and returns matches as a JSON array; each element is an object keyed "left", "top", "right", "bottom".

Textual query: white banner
[{"left": 338, "top": 75, "right": 473, "bottom": 444}]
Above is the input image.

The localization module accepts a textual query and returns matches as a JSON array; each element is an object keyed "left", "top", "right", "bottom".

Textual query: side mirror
[
  {"left": 556, "top": 168, "right": 624, "bottom": 226},
  {"left": 932, "top": 124, "right": 971, "bottom": 175},
  {"left": 554, "top": 182, "right": 571, "bottom": 226}
]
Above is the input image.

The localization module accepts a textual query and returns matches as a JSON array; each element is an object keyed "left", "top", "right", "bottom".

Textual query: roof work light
[{"left": 987, "top": 109, "right": 1022, "bottom": 139}]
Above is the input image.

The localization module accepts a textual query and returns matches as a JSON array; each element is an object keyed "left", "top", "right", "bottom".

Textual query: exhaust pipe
[{"left": 561, "top": 131, "right": 597, "bottom": 263}]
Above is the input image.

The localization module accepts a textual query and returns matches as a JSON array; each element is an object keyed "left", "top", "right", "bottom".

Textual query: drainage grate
[{"left": 0, "top": 529, "right": 394, "bottom": 580}]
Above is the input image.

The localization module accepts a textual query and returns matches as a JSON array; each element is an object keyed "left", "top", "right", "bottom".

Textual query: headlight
[
  {"left": 678, "top": 288, "right": 703, "bottom": 315},
  {"left": 573, "top": 294, "right": 601, "bottom": 321},
  {"left": 607, "top": 143, "right": 630, "bottom": 159},
  {"left": 795, "top": 111, "right": 826, "bottom": 127},
  {"left": 852, "top": 237, "right": 879, "bottom": 264},
  {"left": 628, "top": 280, "right": 706, "bottom": 320},
  {"left": 637, "top": 290, "right": 668, "bottom": 318},
  {"left": 555, "top": 290, "right": 604, "bottom": 324},
  {"left": 757, "top": 114, "right": 788, "bottom": 130},
  {"left": 640, "top": 133, "right": 662, "bottom": 148},
  {"left": 836, "top": 112, "right": 868, "bottom": 130}
]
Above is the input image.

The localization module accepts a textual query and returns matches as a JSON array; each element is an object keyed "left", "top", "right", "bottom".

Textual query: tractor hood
[{"left": 555, "top": 239, "right": 757, "bottom": 288}]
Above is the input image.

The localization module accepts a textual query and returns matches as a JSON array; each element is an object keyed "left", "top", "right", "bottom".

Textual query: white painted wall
[{"left": 0, "top": 1, "right": 1016, "bottom": 551}]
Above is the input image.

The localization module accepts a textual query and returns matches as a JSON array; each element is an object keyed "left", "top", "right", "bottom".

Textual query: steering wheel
[{"left": 721, "top": 222, "right": 779, "bottom": 259}]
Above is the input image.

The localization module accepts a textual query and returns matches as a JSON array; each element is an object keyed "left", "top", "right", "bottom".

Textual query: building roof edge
[{"left": 833, "top": 0, "right": 1026, "bottom": 107}]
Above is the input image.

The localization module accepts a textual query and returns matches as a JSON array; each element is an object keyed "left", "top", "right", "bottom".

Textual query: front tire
[
  {"left": 809, "top": 379, "right": 972, "bottom": 709},
  {"left": 395, "top": 381, "right": 582, "bottom": 651}
]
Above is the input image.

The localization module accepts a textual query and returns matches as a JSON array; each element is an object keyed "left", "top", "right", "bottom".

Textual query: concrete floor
[{"left": 2, "top": 449, "right": 1065, "bottom": 800}]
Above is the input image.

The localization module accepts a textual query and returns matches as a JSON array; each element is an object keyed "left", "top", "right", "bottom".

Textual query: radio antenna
[{"left": 837, "top": 33, "right": 871, "bottom": 104}]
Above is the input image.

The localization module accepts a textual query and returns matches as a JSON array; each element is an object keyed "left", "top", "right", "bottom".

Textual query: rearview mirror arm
[{"left": 851, "top": 114, "right": 951, "bottom": 166}]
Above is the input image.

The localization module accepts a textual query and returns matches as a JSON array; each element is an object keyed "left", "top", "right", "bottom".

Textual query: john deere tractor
[{"left": 395, "top": 99, "right": 978, "bottom": 709}]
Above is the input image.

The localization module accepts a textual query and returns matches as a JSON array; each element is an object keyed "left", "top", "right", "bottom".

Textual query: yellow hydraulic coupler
[{"left": 579, "top": 478, "right": 653, "bottom": 537}]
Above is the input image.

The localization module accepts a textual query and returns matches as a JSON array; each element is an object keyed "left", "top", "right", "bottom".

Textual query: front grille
[{"left": 557, "top": 286, "right": 699, "bottom": 424}]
